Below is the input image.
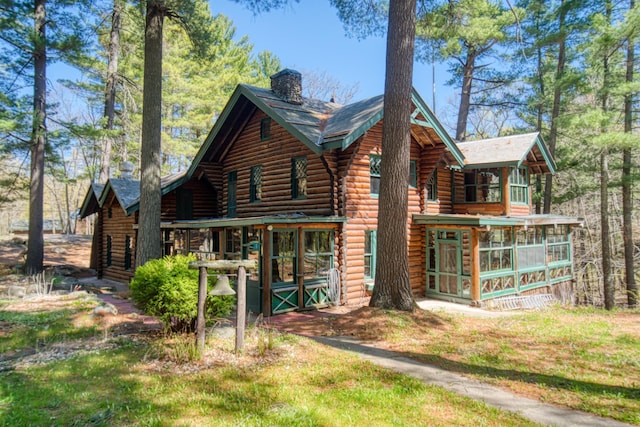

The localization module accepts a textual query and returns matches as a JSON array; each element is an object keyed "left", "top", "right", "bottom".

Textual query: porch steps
[{"left": 485, "top": 294, "right": 556, "bottom": 311}]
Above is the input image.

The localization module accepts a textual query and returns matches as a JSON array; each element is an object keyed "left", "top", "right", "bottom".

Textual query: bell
[{"left": 209, "top": 274, "right": 236, "bottom": 296}]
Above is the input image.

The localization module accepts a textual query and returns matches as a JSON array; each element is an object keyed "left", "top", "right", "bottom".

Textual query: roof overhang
[
  {"left": 413, "top": 213, "right": 584, "bottom": 228},
  {"left": 158, "top": 215, "right": 348, "bottom": 229}
]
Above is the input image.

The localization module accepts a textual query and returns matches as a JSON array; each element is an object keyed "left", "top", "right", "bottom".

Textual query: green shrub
[{"left": 130, "top": 254, "right": 235, "bottom": 332}]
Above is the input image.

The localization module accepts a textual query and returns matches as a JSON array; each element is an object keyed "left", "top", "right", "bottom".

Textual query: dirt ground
[{"left": 0, "top": 234, "right": 92, "bottom": 271}]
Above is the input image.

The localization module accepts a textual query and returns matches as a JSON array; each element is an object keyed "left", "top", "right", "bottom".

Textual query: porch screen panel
[{"left": 303, "top": 230, "right": 333, "bottom": 281}]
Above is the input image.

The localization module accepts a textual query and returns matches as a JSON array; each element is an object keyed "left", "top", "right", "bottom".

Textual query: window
[
  {"left": 260, "top": 117, "right": 271, "bottom": 141},
  {"left": 462, "top": 168, "right": 501, "bottom": 202},
  {"left": 303, "top": 230, "right": 334, "bottom": 280},
  {"left": 478, "top": 227, "right": 513, "bottom": 272},
  {"left": 250, "top": 165, "right": 262, "bottom": 202},
  {"left": 106, "top": 235, "right": 112, "bottom": 267},
  {"left": 546, "top": 225, "right": 570, "bottom": 263},
  {"left": 107, "top": 208, "right": 112, "bottom": 218},
  {"left": 176, "top": 188, "right": 193, "bottom": 220},
  {"left": 510, "top": 167, "right": 529, "bottom": 204},
  {"left": 516, "top": 227, "right": 545, "bottom": 269},
  {"left": 370, "top": 154, "right": 381, "bottom": 196},
  {"left": 291, "top": 157, "right": 307, "bottom": 199},
  {"left": 224, "top": 227, "right": 242, "bottom": 260},
  {"left": 409, "top": 160, "right": 417, "bottom": 188},
  {"left": 124, "top": 235, "right": 132, "bottom": 270},
  {"left": 364, "top": 230, "right": 377, "bottom": 280},
  {"left": 227, "top": 170, "right": 237, "bottom": 217},
  {"left": 272, "top": 230, "right": 296, "bottom": 284},
  {"left": 426, "top": 171, "right": 437, "bottom": 201},
  {"left": 190, "top": 229, "right": 219, "bottom": 260}
]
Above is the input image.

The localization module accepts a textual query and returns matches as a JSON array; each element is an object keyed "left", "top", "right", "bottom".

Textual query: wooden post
[
  {"left": 236, "top": 266, "right": 246, "bottom": 353},
  {"left": 196, "top": 265, "right": 208, "bottom": 355}
]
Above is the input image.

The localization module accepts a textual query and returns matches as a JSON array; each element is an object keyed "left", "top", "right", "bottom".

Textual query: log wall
[
  {"left": 100, "top": 194, "right": 136, "bottom": 283},
  {"left": 338, "top": 121, "right": 428, "bottom": 302},
  {"left": 222, "top": 110, "right": 333, "bottom": 217}
]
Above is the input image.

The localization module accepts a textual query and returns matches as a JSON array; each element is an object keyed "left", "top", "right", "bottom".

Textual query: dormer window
[{"left": 462, "top": 168, "right": 501, "bottom": 203}]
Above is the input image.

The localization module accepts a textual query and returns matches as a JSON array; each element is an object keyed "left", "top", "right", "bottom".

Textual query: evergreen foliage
[{"left": 130, "top": 254, "right": 235, "bottom": 333}]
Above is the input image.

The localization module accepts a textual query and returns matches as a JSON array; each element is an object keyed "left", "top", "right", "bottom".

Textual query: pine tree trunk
[
  {"left": 543, "top": 0, "right": 566, "bottom": 214},
  {"left": 369, "top": 0, "right": 416, "bottom": 312},
  {"left": 622, "top": 0, "right": 636, "bottom": 307},
  {"left": 99, "top": 0, "right": 122, "bottom": 182},
  {"left": 601, "top": 0, "right": 614, "bottom": 310},
  {"left": 26, "top": 0, "right": 47, "bottom": 275},
  {"left": 136, "top": 1, "right": 164, "bottom": 267},
  {"left": 455, "top": 50, "right": 476, "bottom": 142}
]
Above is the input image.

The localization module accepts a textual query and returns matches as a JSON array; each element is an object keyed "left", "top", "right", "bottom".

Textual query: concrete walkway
[{"left": 312, "top": 336, "right": 634, "bottom": 427}]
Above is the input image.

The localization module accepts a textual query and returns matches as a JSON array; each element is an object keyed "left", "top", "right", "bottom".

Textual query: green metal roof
[{"left": 187, "top": 83, "right": 464, "bottom": 180}]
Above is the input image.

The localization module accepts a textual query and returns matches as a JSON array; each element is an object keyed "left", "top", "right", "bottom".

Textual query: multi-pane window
[
  {"left": 409, "top": 160, "right": 417, "bottom": 188},
  {"left": 292, "top": 157, "right": 307, "bottom": 199},
  {"left": 516, "top": 227, "right": 545, "bottom": 269},
  {"left": 260, "top": 117, "right": 271, "bottom": 141},
  {"left": 478, "top": 227, "right": 512, "bottom": 272},
  {"left": 370, "top": 154, "right": 381, "bottom": 196},
  {"left": 224, "top": 227, "right": 242, "bottom": 260},
  {"left": 303, "top": 230, "right": 333, "bottom": 280},
  {"left": 364, "top": 230, "right": 377, "bottom": 280},
  {"left": 510, "top": 167, "right": 529, "bottom": 204},
  {"left": 250, "top": 165, "right": 262, "bottom": 202},
  {"left": 227, "top": 170, "right": 237, "bottom": 217},
  {"left": 426, "top": 171, "right": 437, "bottom": 201},
  {"left": 546, "top": 225, "right": 570, "bottom": 262},
  {"left": 463, "top": 168, "right": 501, "bottom": 202}
]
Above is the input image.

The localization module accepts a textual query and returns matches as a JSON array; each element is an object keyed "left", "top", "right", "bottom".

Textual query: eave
[{"left": 413, "top": 213, "right": 584, "bottom": 228}]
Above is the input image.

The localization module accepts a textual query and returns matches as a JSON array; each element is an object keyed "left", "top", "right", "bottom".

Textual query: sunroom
[{"left": 413, "top": 214, "right": 583, "bottom": 305}]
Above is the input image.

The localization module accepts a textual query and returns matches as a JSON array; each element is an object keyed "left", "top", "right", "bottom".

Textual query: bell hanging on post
[{"left": 209, "top": 274, "right": 236, "bottom": 296}]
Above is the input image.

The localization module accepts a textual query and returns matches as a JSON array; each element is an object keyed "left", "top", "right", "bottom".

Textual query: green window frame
[
  {"left": 409, "top": 160, "right": 417, "bottom": 188},
  {"left": 303, "top": 230, "right": 334, "bottom": 281},
  {"left": 227, "top": 170, "right": 237, "bottom": 217},
  {"left": 271, "top": 229, "right": 296, "bottom": 285},
  {"left": 291, "top": 156, "right": 307, "bottom": 199},
  {"left": 546, "top": 225, "right": 570, "bottom": 263},
  {"left": 510, "top": 167, "right": 529, "bottom": 204},
  {"left": 426, "top": 171, "right": 437, "bottom": 201},
  {"left": 478, "top": 227, "right": 513, "bottom": 272},
  {"left": 462, "top": 168, "right": 501, "bottom": 203},
  {"left": 250, "top": 165, "right": 262, "bottom": 202},
  {"left": 364, "top": 230, "right": 377, "bottom": 280},
  {"left": 176, "top": 188, "right": 193, "bottom": 220},
  {"left": 260, "top": 117, "right": 271, "bottom": 141},
  {"left": 370, "top": 154, "right": 381, "bottom": 196}
]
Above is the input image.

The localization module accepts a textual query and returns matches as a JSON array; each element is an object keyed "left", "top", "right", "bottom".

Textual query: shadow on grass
[{"left": 312, "top": 335, "right": 640, "bottom": 401}]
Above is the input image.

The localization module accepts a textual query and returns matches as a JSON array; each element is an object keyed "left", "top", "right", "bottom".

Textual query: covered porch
[{"left": 160, "top": 215, "right": 347, "bottom": 316}]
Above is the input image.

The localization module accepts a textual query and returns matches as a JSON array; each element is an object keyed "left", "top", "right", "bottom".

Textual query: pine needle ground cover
[{"left": 0, "top": 293, "right": 536, "bottom": 426}]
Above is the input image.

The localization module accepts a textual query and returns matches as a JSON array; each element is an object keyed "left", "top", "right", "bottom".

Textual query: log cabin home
[{"left": 80, "top": 69, "right": 582, "bottom": 315}]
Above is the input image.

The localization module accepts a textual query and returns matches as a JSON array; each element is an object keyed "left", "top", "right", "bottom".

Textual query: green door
[
  {"left": 427, "top": 229, "right": 471, "bottom": 300},
  {"left": 271, "top": 229, "right": 298, "bottom": 314}
]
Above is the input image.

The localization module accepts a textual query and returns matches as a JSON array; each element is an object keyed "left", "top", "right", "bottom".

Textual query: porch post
[{"left": 471, "top": 228, "right": 481, "bottom": 302}]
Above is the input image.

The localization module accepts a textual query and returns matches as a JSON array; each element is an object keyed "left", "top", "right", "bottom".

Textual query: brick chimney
[{"left": 270, "top": 69, "right": 302, "bottom": 105}]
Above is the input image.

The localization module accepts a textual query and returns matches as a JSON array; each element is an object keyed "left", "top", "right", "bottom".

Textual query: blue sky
[{"left": 211, "top": 0, "right": 456, "bottom": 113}]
